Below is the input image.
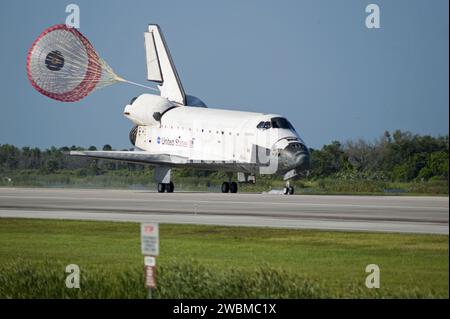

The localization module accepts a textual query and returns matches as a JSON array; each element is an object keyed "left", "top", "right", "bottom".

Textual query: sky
[{"left": 0, "top": 0, "right": 448, "bottom": 149}]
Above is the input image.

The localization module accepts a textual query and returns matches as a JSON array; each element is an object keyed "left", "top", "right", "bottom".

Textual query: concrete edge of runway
[{"left": 0, "top": 209, "right": 448, "bottom": 235}]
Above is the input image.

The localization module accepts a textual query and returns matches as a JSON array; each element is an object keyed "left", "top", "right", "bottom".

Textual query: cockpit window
[
  {"left": 257, "top": 118, "right": 295, "bottom": 130},
  {"left": 257, "top": 121, "right": 272, "bottom": 129},
  {"left": 271, "top": 117, "right": 296, "bottom": 131}
]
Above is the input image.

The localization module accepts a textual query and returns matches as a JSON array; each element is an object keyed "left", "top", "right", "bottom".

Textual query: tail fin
[{"left": 144, "top": 24, "right": 186, "bottom": 105}]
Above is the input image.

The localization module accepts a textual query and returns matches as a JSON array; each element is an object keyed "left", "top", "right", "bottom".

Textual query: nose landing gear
[
  {"left": 283, "top": 186, "right": 294, "bottom": 195},
  {"left": 283, "top": 181, "right": 294, "bottom": 195}
]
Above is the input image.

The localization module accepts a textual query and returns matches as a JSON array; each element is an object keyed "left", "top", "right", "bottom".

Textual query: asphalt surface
[{"left": 0, "top": 187, "right": 448, "bottom": 234}]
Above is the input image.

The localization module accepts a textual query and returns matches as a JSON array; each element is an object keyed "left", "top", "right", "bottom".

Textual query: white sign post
[
  {"left": 141, "top": 223, "right": 159, "bottom": 256},
  {"left": 141, "top": 223, "right": 159, "bottom": 299}
]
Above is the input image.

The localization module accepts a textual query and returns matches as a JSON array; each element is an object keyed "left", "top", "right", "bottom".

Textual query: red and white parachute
[{"left": 27, "top": 24, "right": 154, "bottom": 102}]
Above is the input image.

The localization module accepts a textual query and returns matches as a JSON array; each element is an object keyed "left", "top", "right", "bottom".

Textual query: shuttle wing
[
  {"left": 145, "top": 24, "right": 186, "bottom": 105},
  {"left": 70, "top": 150, "right": 260, "bottom": 172},
  {"left": 70, "top": 150, "right": 188, "bottom": 166}
]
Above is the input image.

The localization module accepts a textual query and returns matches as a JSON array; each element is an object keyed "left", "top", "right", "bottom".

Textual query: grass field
[
  {"left": 0, "top": 218, "right": 448, "bottom": 298},
  {"left": 1, "top": 169, "right": 448, "bottom": 195}
]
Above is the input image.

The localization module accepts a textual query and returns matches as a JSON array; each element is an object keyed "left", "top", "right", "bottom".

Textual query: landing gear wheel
[
  {"left": 283, "top": 187, "right": 289, "bottom": 195},
  {"left": 166, "top": 182, "right": 174, "bottom": 193},
  {"left": 230, "top": 182, "right": 238, "bottom": 193},
  {"left": 221, "top": 182, "right": 230, "bottom": 193},
  {"left": 288, "top": 186, "right": 294, "bottom": 195},
  {"left": 157, "top": 183, "right": 166, "bottom": 193}
]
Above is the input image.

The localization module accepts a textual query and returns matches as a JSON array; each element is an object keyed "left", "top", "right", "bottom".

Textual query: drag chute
[{"left": 27, "top": 24, "right": 155, "bottom": 102}]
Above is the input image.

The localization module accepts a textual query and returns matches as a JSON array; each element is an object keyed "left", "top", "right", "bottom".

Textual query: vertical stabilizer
[{"left": 145, "top": 25, "right": 186, "bottom": 105}]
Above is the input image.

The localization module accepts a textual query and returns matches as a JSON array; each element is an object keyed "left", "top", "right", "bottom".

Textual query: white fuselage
[
  {"left": 134, "top": 107, "right": 297, "bottom": 160},
  {"left": 124, "top": 94, "right": 309, "bottom": 176}
]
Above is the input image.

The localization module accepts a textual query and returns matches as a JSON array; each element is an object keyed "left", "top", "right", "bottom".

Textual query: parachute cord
[{"left": 116, "top": 76, "right": 159, "bottom": 92}]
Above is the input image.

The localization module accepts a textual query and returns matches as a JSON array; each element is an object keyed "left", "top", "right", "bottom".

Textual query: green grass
[
  {"left": 1, "top": 169, "right": 448, "bottom": 195},
  {"left": 296, "top": 179, "right": 449, "bottom": 195},
  {"left": 0, "top": 218, "right": 448, "bottom": 298}
]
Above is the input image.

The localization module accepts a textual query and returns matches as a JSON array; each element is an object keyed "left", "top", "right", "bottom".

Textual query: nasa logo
[{"left": 157, "top": 137, "right": 161, "bottom": 144}]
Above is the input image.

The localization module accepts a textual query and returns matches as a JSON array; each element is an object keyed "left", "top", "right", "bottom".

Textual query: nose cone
[
  {"left": 295, "top": 152, "right": 310, "bottom": 171},
  {"left": 279, "top": 142, "right": 310, "bottom": 171}
]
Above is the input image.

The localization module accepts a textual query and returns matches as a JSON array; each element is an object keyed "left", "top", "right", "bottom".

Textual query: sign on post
[
  {"left": 144, "top": 264, "right": 157, "bottom": 289},
  {"left": 141, "top": 223, "right": 159, "bottom": 297},
  {"left": 141, "top": 223, "right": 159, "bottom": 256},
  {"left": 144, "top": 256, "right": 156, "bottom": 266}
]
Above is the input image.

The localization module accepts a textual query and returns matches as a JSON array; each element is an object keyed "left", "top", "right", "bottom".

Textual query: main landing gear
[
  {"left": 221, "top": 173, "right": 238, "bottom": 193},
  {"left": 221, "top": 181, "right": 238, "bottom": 193},
  {"left": 155, "top": 166, "right": 174, "bottom": 193},
  {"left": 157, "top": 182, "right": 174, "bottom": 193}
]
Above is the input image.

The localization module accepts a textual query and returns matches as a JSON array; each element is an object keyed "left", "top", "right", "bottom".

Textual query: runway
[{"left": 0, "top": 187, "right": 448, "bottom": 234}]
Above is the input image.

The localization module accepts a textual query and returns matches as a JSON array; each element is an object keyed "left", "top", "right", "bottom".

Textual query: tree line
[
  {"left": 0, "top": 144, "right": 141, "bottom": 176},
  {"left": 308, "top": 130, "right": 448, "bottom": 182},
  {"left": 0, "top": 130, "right": 448, "bottom": 182}
]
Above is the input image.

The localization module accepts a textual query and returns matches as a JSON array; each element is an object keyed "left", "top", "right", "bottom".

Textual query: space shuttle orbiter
[{"left": 71, "top": 24, "right": 310, "bottom": 194}]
